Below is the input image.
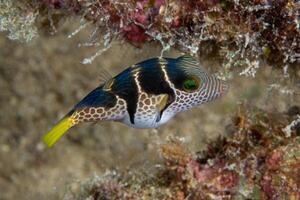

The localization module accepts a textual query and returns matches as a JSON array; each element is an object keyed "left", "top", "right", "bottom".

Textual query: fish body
[{"left": 43, "top": 55, "right": 228, "bottom": 147}]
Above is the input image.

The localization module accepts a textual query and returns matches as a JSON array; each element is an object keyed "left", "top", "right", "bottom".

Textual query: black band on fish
[
  {"left": 111, "top": 68, "right": 139, "bottom": 124},
  {"left": 137, "top": 58, "right": 176, "bottom": 117}
]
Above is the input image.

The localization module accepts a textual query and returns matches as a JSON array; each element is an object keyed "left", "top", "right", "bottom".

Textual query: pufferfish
[{"left": 42, "top": 55, "right": 228, "bottom": 147}]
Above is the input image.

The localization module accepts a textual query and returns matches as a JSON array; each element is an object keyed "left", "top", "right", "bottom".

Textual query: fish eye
[{"left": 183, "top": 76, "right": 200, "bottom": 92}]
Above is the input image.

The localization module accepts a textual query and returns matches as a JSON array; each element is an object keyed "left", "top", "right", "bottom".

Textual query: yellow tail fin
[{"left": 42, "top": 117, "right": 74, "bottom": 147}]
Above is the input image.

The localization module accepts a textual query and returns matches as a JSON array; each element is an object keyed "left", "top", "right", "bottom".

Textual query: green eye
[{"left": 183, "top": 76, "right": 200, "bottom": 92}]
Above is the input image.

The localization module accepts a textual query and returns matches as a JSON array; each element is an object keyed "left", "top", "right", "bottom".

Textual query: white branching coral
[
  {"left": 268, "top": 84, "right": 296, "bottom": 96},
  {"left": 239, "top": 60, "right": 260, "bottom": 77},
  {"left": 0, "top": 0, "right": 38, "bottom": 42},
  {"left": 282, "top": 115, "right": 300, "bottom": 137},
  {"left": 1, "top": 0, "right": 299, "bottom": 79}
]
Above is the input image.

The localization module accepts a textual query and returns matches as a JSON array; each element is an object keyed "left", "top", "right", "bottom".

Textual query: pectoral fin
[{"left": 155, "top": 94, "right": 169, "bottom": 123}]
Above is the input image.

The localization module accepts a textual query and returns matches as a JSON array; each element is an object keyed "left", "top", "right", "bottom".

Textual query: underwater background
[{"left": 0, "top": 0, "right": 299, "bottom": 199}]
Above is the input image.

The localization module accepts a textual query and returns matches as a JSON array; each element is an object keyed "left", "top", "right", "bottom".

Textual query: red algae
[
  {"left": 2, "top": 0, "right": 299, "bottom": 68},
  {"left": 64, "top": 105, "right": 300, "bottom": 199}
]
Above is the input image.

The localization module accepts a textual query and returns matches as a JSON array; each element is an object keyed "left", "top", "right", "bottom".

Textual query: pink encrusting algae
[{"left": 63, "top": 105, "right": 300, "bottom": 199}]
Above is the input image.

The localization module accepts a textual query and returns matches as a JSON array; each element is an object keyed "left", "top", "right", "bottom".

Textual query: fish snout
[{"left": 218, "top": 80, "right": 229, "bottom": 97}]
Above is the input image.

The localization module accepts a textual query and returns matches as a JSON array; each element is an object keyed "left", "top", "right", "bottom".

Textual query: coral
[
  {"left": 63, "top": 105, "right": 300, "bottom": 199},
  {"left": 42, "top": 0, "right": 300, "bottom": 69},
  {"left": 1, "top": 0, "right": 299, "bottom": 70},
  {"left": 0, "top": 0, "right": 38, "bottom": 42}
]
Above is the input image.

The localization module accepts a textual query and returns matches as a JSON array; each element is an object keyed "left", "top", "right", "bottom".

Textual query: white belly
[{"left": 120, "top": 111, "right": 176, "bottom": 128}]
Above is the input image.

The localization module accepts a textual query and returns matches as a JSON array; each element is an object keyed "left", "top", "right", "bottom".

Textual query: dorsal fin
[
  {"left": 177, "top": 55, "right": 200, "bottom": 67},
  {"left": 103, "top": 79, "right": 114, "bottom": 91},
  {"left": 175, "top": 55, "right": 208, "bottom": 76},
  {"left": 98, "top": 69, "right": 113, "bottom": 85}
]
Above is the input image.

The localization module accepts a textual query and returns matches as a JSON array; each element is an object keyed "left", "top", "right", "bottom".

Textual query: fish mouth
[{"left": 213, "top": 79, "right": 229, "bottom": 99}]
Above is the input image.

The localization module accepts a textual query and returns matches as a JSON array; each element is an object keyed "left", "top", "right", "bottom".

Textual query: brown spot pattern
[{"left": 70, "top": 97, "right": 127, "bottom": 123}]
